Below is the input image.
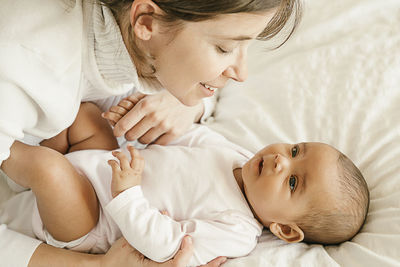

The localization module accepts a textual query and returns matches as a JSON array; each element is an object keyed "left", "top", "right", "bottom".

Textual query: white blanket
[
  {"left": 1, "top": 0, "right": 399, "bottom": 266},
  {"left": 205, "top": 0, "right": 400, "bottom": 266}
]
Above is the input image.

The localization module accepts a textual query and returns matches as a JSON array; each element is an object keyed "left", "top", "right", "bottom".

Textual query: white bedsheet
[
  {"left": 205, "top": 0, "right": 400, "bottom": 266},
  {"left": 0, "top": 0, "right": 399, "bottom": 266}
]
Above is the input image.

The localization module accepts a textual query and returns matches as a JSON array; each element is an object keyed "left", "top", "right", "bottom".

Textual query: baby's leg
[
  {"left": 1, "top": 141, "right": 99, "bottom": 242},
  {"left": 40, "top": 102, "right": 119, "bottom": 154}
]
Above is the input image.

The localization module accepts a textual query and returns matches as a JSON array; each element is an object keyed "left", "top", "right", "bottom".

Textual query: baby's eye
[
  {"left": 291, "top": 145, "right": 299, "bottom": 158},
  {"left": 289, "top": 175, "right": 297, "bottom": 192}
]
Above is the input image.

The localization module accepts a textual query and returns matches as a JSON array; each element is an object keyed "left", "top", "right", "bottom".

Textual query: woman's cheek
[{"left": 197, "top": 48, "right": 228, "bottom": 76}]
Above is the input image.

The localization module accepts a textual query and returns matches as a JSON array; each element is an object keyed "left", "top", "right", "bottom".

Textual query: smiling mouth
[{"left": 200, "top": 82, "right": 218, "bottom": 92}]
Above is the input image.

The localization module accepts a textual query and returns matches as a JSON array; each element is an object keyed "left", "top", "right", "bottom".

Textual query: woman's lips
[{"left": 199, "top": 83, "right": 217, "bottom": 97}]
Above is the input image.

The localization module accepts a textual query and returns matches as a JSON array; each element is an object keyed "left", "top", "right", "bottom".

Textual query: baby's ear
[{"left": 269, "top": 222, "right": 304, "bottom": 243}]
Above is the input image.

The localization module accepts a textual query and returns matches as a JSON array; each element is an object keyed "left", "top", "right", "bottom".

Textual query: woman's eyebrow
[
  {"left": 213, "top": 35, "right": 253, "bottom": 41},
  {"left": 226, "top": 35, "right": 253, "bottom": 41}
]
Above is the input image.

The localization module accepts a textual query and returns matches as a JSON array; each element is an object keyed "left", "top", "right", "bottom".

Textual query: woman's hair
[
  {"left": 295, "top": 152, "right": 370, "bottom": 245},
  {"left": 99, "top": 0, "right": 302, "bottom": 77}
]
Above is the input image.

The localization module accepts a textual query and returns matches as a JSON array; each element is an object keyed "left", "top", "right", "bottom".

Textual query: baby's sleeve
[{"left": 105, "top": 186, "right": 261, "bottom": 266}]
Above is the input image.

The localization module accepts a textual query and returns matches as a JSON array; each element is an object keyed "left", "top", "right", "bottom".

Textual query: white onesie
[{"left": 32, "top": 126, "right": 262, "bottom": 266}]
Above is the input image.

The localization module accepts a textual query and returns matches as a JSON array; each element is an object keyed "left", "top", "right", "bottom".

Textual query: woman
[{"left": 0, "top": 0, "right": 301, "bottom": 265}]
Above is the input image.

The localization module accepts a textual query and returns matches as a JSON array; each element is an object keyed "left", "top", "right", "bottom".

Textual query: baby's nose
[{"left": 274, "top": 154, "right": 289, "bottom": 173}]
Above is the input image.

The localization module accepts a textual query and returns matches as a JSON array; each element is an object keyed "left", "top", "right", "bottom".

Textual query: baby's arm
[
  {"left": 40, "top": 102, "right": 119, "bottom": 154},
  {"left": 105, "top": 148, "right": 258, "bottom": 266}
]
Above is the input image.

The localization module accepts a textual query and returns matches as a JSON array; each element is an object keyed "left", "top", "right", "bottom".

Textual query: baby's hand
[
  {"left": 102, "top": 93, "right": 145, "bottom": 126},
  {"left": 108, "top": 145, "right": 144, "bottom": 198}
]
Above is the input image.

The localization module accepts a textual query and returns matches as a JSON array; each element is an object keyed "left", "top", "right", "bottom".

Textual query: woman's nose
[
  {"left": 222, "top": 51, "right": 248, "bottom": 82},
  {"left": 274, "top": 154, "right": 289, "bottom": 173}
]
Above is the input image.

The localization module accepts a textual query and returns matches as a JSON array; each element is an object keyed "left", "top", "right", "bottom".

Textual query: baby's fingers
[
  {"left": 108, "top": 159, "right": 121, "bottom": 173},
  {"left": 127, "top": 145, "right": 144, "bottom": 171},
  {"left": 112, "top": 151, "right": 130, "bottom": 170}
]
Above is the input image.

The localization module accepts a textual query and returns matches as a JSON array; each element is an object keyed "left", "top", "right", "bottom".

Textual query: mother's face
[{"left": 145, "top": 11, "right": 275, "bottom": 106}]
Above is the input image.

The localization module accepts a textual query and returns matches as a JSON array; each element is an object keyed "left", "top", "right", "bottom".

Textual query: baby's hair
[
  {"left": 296, "top": 152, "right": 370, "bottom": 245},
  {"left": 98, "top": 0, "right": 302, "bottom": 77}
]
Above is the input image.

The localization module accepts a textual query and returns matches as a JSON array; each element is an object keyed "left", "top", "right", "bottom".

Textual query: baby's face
[{"left": 242, "top": 142, "right": 340, "bottom": 226}]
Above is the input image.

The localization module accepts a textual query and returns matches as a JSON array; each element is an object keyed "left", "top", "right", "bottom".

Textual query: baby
[{"left": 1, "top": 102, "right": 369, "bottom": 266}]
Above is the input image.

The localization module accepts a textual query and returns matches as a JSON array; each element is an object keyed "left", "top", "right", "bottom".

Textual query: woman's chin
[{"left": 179, "top": 97, "right": 202, "bottom": 107}]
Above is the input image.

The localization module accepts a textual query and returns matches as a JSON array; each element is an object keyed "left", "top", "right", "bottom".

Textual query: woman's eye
[
  {"left": 291, "top": 145, "right": 299, "bottom": 158},
  {"left": 216, "top": 46, "right": 232, "bottom": 54},
  {"left": 289, "top": 175, "right": 297, "bottom": 192}
]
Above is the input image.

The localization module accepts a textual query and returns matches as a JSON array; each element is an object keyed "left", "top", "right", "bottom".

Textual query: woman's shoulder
[{"left": 0, "top": 0, "right": 84, "bottom": 70}]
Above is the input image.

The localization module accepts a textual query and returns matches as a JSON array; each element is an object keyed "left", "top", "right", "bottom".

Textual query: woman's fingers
[
  {"left": 201, "top": 257, "right": 227, "bottom": 267},
  {"left": 113, "top": 101, "right": 148, "bottom": 137},
  {"left": 112, "top": 90, "right": 202, "bottom": 145},
  {"left": 110, "top": 105, "right": 129, "bottom": 116},
  {"left": 170, "top": 236, "right": 194, "bottom": 267},
  {"left": 124, "top": 116, "right": 159, "bottom": 141},
  {"left": 118, "top": 99, "right": 134, "bottom": 110},
  {"left": 102, "top": 111, "right": 122, "bottom": 126},
  {"left": 151, "top": 133, "right": 177, "bottom": 146},
  {"left": 102, "top": 97, "right": 137, "bottom": 127},
  {"left": 126, "top": 92, "right": 146, "bottom": 104}
]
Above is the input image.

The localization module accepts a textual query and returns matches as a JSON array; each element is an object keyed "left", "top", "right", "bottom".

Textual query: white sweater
[
  {"left": 0, "top": 0, "right": 139, "bottom": 163},
  {"left": 31, "top": 126, "right": 262, "bottom": 266},
  {"left": 0, "top": 0, "right": 216, "bottom": 265}
]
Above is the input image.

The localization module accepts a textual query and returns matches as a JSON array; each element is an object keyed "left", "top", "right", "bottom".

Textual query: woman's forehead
[{"left": 187, "top": 11, "right": 275, "bottom": 39}]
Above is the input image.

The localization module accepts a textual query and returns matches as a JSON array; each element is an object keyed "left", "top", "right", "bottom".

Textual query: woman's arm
[
  {"left": 28, "top": 243, "right": 99, "bottom": 267},
  {"left": 0, "top": 43, "right": 81, "bottom": 166},
  {"left": 29, "top": 236, "right": 226, "bottom": 267},
  {"left": 0, "top": 83, "right": 40, "bottom": 166},
  {"left": 29, "top": 238, "right": 157, "bottom": 267}
]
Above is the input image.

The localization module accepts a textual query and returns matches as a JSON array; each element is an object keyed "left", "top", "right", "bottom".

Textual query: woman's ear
[
  {"left": 269, "top": 222, "right": 304, "bottom": 243},
  {"left": 129, "top": 0, "right": 163, "bottom": 41}
]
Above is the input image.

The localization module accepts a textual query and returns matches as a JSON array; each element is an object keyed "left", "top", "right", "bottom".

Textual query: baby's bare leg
[
  {"left": 1, "top": 141, "right": 99, "bottom": 242},
  {"left": 41, "top": 102, "right": 119, "bottom": 153}
]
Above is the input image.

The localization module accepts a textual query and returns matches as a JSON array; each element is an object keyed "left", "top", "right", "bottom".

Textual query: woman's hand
[
  {"left": 101, "top": 236, "right": 227, "bottom": 267},
  {"left": 102, "top": 91, "right": 204, "bottom": 145}
]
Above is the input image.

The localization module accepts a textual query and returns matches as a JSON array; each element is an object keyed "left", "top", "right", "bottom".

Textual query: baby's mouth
[{"left": 258, "top": 159, "right": 264, "bottom": 175}]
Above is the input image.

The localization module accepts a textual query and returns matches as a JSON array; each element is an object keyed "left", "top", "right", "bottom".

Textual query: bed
[
  {"left": 205, "top": 0, "right": 400, "bottom": 265},
  {"left": 1, "top": 0, "right": 399, "bottom": 266}
]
